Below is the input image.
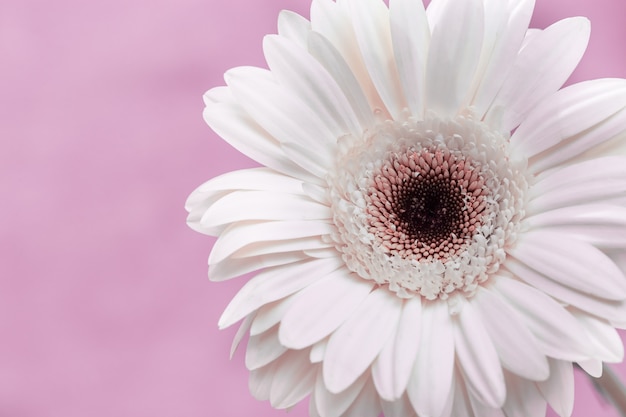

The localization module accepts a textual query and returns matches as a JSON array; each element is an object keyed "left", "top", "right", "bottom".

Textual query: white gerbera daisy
[{"left": 187, "top": 0, "right": 626, "bottom": 416}]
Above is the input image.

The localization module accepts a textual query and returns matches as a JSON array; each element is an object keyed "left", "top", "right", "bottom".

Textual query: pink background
[{"left": 1, "top": 0, "right": 626, "bottom": 416}]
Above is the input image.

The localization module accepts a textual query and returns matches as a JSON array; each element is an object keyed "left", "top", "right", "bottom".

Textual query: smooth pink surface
[{"left": 1, "top": 0, "right": 625, "bottom": 416}]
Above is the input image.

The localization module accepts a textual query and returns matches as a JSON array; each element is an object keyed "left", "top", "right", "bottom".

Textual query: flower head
[{"left": 187, "top": 0, "right": 626, "bottom": 415}]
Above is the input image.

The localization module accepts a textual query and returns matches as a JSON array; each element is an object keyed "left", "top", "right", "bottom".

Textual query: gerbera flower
[{"left": 186, "top": 0, "right": 626, "bottom": 415}]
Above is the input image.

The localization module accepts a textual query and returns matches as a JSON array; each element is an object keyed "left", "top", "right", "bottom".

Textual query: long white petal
[
  {"left": 230, "top": 313, "right": 254, "bottom": 359},
  {"left": 345, "top": 0, "right": 407, "bottom": 119},
  {"left": 225, "top": 66, "right": 335, "bottom": 175},
  {"left": 372, "top": 297, "right": 422, "bottom": 400},
  {"left": 501, "top": 371, "right": 547, "bottom": 417},
  {"left": 509, "top": 230, "right": 626, "bottom": 300},
  {"left": 528, "top": 156, "right": 626, "bottom": 214},
  {"left": 471, "top": 0, "right": 535, "bottom": 118},
  {"left": 505, "top": 258, "right": 626, "bottom": 325},
  {"left": 572, "top": 311, "right": 624, "bottom": 363},
  {"left": 245, "top": 325, "right": 287, "bottom": 370},
  {"left": 536, "top": 359, "right": 574, "bottom": 417},
  {"left": 512, "top": 78, "right": 626, "bottom": 163},
  {"left": 486, "top": 17, "right": 590, "bottom": 131},
  {"left": 524, "top": 204, "right": 626, "bottom": 248},
  {"left": 269, "top": 350, "right": 318, "bottom": 409},
  {"left": 492, "top": 276, "right": 591, "bottom": 361},
  {"left": 342, "top": 379, "right": 382, "bottom": 417},
  {"left": 310, "top": 0, "right": 387, "bottom": 116},
  {"left": 454, "top": 298, "right": 506, "bottom": 408},
  {"left": 449, "top": 370, "right": 473, "bottom": 417},
  {"left": 407, "top": 300, "right": 455, "bottom": 417},
  {"left": 208, "top": 251, "right": 308, "bottom": 282},
  {"left": 201, "top": 89, "right": 315, "bottom": 184},
  {"left": 310, "top": 337, "right": 328, "bottom": 364},
  {"left": 389, "top": 0, "right": 429, "bottom": 117},
  {"left": 277, "top": 10, "right": 310, "bottom": 47},
  {"left": 264, "top": 35, "right": 363, "bottom": 137},
  {"left": 202, "top": 190, "right": 331, "bottom": 231},
  {"left": 381, "top": 395, "right": 418, "bottom": 417},
  {"left": 425, "top": 0, "right": 484, "bottom": 116},
  {"left": 186, "top": 167, "right": 303, "bottom": 214},
  {"left": 577, "top": 359, "right": 603, "bottom": 378},
  {"left": 279, "top": 268, "right": 374, "bottom": 349},
  {"left": 209, "top": 220, "right": 334, "bottom": 265},
  {"left": 307, "top": 32, "right": 374, "bottom": 129},
  {"left": 323, "top": 288, "right": 403, "bottom": 393},
  {"left": 530, "top": 109, "right": 626, "bottom": 174},
  {"left": 315, "top": 370, "right": 368, "bottom": 417},
  {"left": 250, "top": 295, "right": 297, "bottom": 336},
  {"left": 218, "top": 257, "right": 343, "bottom": 329},
  {"left": 249, "top": 361, "right": 277, "bottom": 400},
  {"left": 473, "top": 287, "right": 549, "bottom": 381}
]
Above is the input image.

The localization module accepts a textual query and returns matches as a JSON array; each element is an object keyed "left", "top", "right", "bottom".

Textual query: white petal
[
  {"left": 577, "top": 359, "right": 603, "bottom": 378},
  {"left": 512, "top": 79, "right": 626, "bottom": 163},
  {"left": 245, "top": 325, "right": 287, "bottom": 370},
  {"left": 454, "top": 298, "right": 506, "bottom": 408},
  {"left": 492, "top": 276, "right": 591, "bottom": 361},
  {"left": 468, "top": 392, "right": 505, "bottom": 417},
  {"left": 230, "top": 236, "right": 331, "bottom": 260},
  {"left": 501, "top": 371, "right": 547, "bottom": 417},
  {"left": 531, "top": 111, "right": 626, "bottom": 173},
  {"left": 473, "top": 287, "right": 549, "bottom": 381},
  {"left": 250, "top": 295, "right": 297, "bottom": 336},
  {"left": 425, "top": 0, "right": 484, "bottom": 116},
  {"left": 509, "top": 230, "right": 626, "bottom": 300},
  {"left": 315, "top": 370, "right": 368, "bottom": 417},
  {"left": 209, "top": 220, "right": 334, "bottom": 265},
  {"left": 524, "top": 204, "right": 626, "bottom": 248},
  {"left": 528, "top": 156, "right": 626, "bottom": 214},
  {"left": 277, "top": 10, "right": 310, "bottom": 47},
  {"left": 302, "top": 181, "right": 331, "bottom": 205},
  {"left": 342, "top": 379, "right": 382, "bottom": 417},
  {"left": 225, "top": 66, "right": 335, "bottom": 175},
  {"left": 381, "top": 395, "right": 417, "bottom": 417},
  {"left": 486, "top": 17, "right": 590, "bottom": 131},
  {"left": 323, "top": 288, "right": 403, "bottom": 393},
  {"left": 471, "top": 0, "right": 535, "bottom": 118},
  {"left": 307, "top": 32, "right": 374, "bottom": 130},
  {"left": 186, "top": 167, "right": 301, "bottom": 212},
  {"left": 310, "top": 338, "right": 328, "bottom": 364},
  {"left": 279, "top": 140, "right": 334, "bottom": 180},
  {"left": 372, "top": 297, "right": 422, "bottom": 401},
  {"left": 218, "top": 257, "right": 343, "bottom": 329},
  {"left": 345, "top": 0, "right": 407, "bottom": 119},
  {"left": 279, "top": 268, "right": 374, "bottom": 349},
  {"left": 309, "top": 0, "right": 387, "bottom": 116},
  {"left": 186, "top": 167, "right": 306, "bottom": 236},
  {"left": 407, "top": 300, "right": 455, "bottom": 417},
  {"left": 573, "top": 311, "right": 624, "bottom": 363},
  {"left": 449, "top": 370, "right": 472, "bottom": 417},
  {"left": 505, "top": 257, "right": 626, "bottom": 325},
  {"left": 230, "top": 313, "right": 254, "bottom": 359},
  {"left": 202, "top": 191, "right": 330, "bottom": 230},
  {"left": 270, "top": 350, "right": 318, "bottom": 409},
  {"left": 209, "top": 251, "right": 307, "bottom": 282},
  {"left": 536, "top": 359, "right": 574, "bottom": 417},
  {"left": 249, "top": 361, "right": 277, "bottom": 400},
  {"left": 389, "top": 0, "right": 429, "bottom": 117},
  {"left": 201, "top": 89, "right": 314, "bottom": 184},
  {"left": 264, "top": 35, "right": 363, "bottom": 137}
]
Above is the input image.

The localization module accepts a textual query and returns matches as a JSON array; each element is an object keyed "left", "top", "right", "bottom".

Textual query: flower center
[
  {"left": 367, "top": 148, "right": 488, "bottom": 263},
  {"left": 327, "top": 114, "right": 528, "bottom": 300}
]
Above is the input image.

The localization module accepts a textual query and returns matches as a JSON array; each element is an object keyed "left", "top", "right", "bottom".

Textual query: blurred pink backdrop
[{"left": 1, "top": 0, "right": 625, "bottom": 416}]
